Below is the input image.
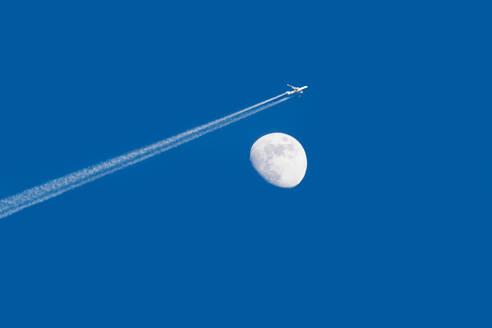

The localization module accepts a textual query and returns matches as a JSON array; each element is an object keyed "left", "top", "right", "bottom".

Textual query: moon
[{"left": 250, "top": 132, "right": 307, "bottom": 188}]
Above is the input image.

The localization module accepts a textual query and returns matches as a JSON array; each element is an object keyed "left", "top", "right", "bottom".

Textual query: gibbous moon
[{"left": 250, "top": 132, "right": 307, "bottom": 188}]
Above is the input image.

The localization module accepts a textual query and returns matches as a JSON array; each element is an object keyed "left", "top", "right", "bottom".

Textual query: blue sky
[{"left": 0, "top": 1, "right": 489, "bottom": 326}]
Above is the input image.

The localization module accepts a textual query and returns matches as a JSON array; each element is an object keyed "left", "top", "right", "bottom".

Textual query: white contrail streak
[{"left": 0, "top": 92, "right": 291, "bottom": 219}]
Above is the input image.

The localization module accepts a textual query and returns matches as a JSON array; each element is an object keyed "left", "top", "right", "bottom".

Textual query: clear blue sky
[{"left": 0, "top": 1, "right": 489, "bottom": 326}]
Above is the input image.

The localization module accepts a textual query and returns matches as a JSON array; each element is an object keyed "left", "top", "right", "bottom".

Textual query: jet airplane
[{"left": 286, "top": 84, "right": 308, "bottom": 95}]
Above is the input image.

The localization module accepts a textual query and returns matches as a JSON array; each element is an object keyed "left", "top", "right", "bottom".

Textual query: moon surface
[{"left": 250, "top": 133, "right": 307, "bottom": 188}]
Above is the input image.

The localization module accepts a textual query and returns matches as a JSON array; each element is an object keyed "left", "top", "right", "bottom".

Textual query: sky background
[{"left": 0, "top": 1, "right": 490, "bottom": 327}]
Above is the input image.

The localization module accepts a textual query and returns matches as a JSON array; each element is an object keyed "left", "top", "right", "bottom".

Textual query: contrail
[{"left": 0, "top": 92, "right": 291, "bottom": 219}]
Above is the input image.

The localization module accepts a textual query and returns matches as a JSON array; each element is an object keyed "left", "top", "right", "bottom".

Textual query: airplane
[{"left": 286, "top": 84, "right": 308, "bottom": 95}]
